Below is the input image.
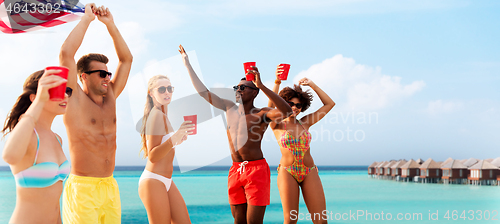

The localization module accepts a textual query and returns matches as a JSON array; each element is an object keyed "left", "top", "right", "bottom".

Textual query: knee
[
  {"left": 247, "top": 218, "right": 264, "bottom": 224},
  {"left": 233, "top": 213, "right": 247, "bottom": 224},
  {"left": 285, "top": 210, "right": 299, "bottom": 224}
]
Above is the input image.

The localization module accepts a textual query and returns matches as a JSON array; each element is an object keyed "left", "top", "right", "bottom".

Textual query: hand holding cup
[
  {"left": 171, "top": 120, "right": 195, "bottom": 146},
  {"left": 248, "top": 66, "right": 263, "bottom": 88},
  {"left": 37, "top": 67, "right": 69, "bottom": 102}
]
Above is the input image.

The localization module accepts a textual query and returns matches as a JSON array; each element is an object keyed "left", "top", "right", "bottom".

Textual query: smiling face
[
  {"left": 150, "top": 79, "right": 173, "bottom": 106},
  {"left": 235, "top": 80, "right": 258, "bottom": 103},
  {"left": 83, "top": 61, "right": 110, "bottom": 95},
  {"left": 35, "top": 91, "right": 70, "bottom": 116},
  {"left": 288, "top": 97, "right": 302, "bottom": 117}
]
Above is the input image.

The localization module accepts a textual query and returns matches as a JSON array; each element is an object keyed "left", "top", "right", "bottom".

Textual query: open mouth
[
  {"left": 59, "top": 102, "right": 67, "bottom": 108},
  {"left": 102, "top": 83, "right": 108, "bottom": 88}
]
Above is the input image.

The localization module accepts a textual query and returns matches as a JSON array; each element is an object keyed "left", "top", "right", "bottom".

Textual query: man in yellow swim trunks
[{"left": 59, "top": 3, "right": 133, "bottom": 223}]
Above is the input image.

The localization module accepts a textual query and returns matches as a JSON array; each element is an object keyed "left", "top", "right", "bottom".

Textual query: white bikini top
[{"left": 161, "top": 132, "right": 175, "bottom": 144}]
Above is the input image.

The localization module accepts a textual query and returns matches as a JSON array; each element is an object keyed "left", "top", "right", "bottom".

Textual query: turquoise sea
[{"left": 1, "top": 166, "right": 499, "bottom": 223}]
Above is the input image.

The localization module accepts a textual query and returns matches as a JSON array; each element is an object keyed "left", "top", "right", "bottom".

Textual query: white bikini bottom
[{"left": 139, "top": 170, "right": 172, "bottom": 192}]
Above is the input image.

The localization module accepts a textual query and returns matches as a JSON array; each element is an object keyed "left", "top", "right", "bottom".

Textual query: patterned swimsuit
[{"left": 277, "top": 120, "right": 317, "bottom": 183}]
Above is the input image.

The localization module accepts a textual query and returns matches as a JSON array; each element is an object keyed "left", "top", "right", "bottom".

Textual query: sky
[{"left": 0, "top": 0, "right": 499, "bottom": 167}]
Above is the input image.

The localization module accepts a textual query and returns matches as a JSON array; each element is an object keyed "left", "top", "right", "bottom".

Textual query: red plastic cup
[
  {"left": 243, "top": 62, "right": 256, "bottom": 81},
  {"left": 183, "top": 115, "right": 197, "bottom": 135},
  {"left": 45, "top": 66, "right": 69, "bottom": 101},
  {"left": 279, "top": 64, "right": 291, "bottom": 80}
]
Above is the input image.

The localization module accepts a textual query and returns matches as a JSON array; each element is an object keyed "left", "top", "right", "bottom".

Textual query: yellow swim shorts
[{"left": 62, "top": 174, "right": 121, "bottom": 224}]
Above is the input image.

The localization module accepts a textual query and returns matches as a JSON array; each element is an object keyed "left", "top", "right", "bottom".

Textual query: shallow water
[{"left": 1, "top": 167, "right": 499, "bottom": 223}]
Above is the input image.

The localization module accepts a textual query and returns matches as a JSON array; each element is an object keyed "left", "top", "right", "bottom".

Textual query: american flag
[{"left": 0, "top": 0, "right": 84, "bottom": 34}]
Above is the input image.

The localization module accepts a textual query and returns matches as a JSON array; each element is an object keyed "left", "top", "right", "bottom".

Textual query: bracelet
[
  {"left": 20, "top": 113, "right": 36, "bottom": 126},
  {"left": 275, "top": 80, "right": 282, "bottom": 84}
]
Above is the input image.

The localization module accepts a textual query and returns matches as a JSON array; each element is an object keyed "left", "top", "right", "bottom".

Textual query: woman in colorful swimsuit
[
  {"left": 138, "top": 75, "right": 195, "bottom": 223},
  {"left": 2, "top": 69, "right": 72, "bottom": 224},
  {"left": 268, "top": 67, "right": 335, "bottom": 224}
]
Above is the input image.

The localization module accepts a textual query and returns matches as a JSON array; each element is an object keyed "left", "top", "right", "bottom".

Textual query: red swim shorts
[{"left": 228, "top": 158, "right": 270, "bottom": 206}]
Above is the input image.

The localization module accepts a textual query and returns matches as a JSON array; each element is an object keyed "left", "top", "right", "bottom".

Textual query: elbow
[
  {"left": 148, "top": 156, "right": 159, "bottom": 163},
  {"left": 148, "top": 152, "right": 160, "bottom": 163},
  {"left": 59, "top": 49, "right": 71, "bottom": 61},
  {"left": 120, "top": 54, "right": 133, "bottom": 63},
  {"left": 2, "top": 153, "right": 19, "bottom": 165}
]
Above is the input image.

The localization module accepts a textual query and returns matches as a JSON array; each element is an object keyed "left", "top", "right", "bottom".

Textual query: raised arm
[
  {"left": 268, "top": 65, "right": 284, "bottom": 108},
  {"left": 2, "top": 71, "right": 67, "bottom": 165},
  {"left": 179, "top": 45, "right": 234, "bottom": 111},
  {"left": 59, "top": 3, "right": 96, "bottom": 91},
  {"left": 299, "top": 78, "right": 335, "bottom": 128},
  {"left": 250, "top": 67, "right": 292, "bottom": 123},
  {"left": 96, "top": 6, "right": 133, "bottom": 98}
]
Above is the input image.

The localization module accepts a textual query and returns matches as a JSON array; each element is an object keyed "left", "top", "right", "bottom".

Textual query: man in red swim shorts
[{"left": 180, "top": 46, "right": 292, "bottom": 224}]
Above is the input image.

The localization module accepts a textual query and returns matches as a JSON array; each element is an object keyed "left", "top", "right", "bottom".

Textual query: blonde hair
[{"left": 140, "top": 75, "right": 171, "bottom": 158}]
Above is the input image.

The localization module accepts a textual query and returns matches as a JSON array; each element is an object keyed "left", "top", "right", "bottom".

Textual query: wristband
[{"left": 275, "top": 80, "right": 282, "bottom": 84}]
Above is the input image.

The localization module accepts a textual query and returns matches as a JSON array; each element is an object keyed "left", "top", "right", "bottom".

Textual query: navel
[{"left": 91, "top": 119, "right": 96, "bottom": 125}]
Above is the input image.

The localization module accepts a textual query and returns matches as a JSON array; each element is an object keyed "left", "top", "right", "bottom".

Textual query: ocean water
[{"left": 1, "top": 166, "right": 499, "bottom": 223}]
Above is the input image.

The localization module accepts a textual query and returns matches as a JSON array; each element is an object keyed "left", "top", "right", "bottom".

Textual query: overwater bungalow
[
  {"left": 383, "top": 161, "right": 397, "bottom": 179},
  {"left": 401, "top": 159, "right": 421, "bottom": 182},
  {"left": 419, "top": 158, "right": 442, "bottom": 183},
  {"left": 463, "top": 158, "right": 479, "bottom": 168},
  {"left": 441, "top": 157, "right": 453, "bottom": 167},
  {"left": 441, "top": 160, "right": 468, "bottom": 184},
  {"left": 368, "top": 161, "right": 379, "bottom": 177},
  {"left": 391, "top": 160, "right": 407, "bottom": 181},
  {"left": 375, "top": 161, "right": 388, "bottom": 177},
  {"left": 468, "top": 160, "right": 500, "bottom": 186},
  {"left": 490, "top": 157, "right": 500, "bottom": 167},
  {"left": 491, "top": 158, "right": 500, "bottom": 186}
]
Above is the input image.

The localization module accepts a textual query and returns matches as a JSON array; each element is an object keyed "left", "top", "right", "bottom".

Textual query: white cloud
[
  {"left": 293, "top": 54, "right": 425, "bottom": 111},
  {"left": 426, "top": 100, "right": 464, "bottom": 115}
]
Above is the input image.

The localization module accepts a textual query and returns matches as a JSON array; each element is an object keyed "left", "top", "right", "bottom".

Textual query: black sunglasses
[
  {"left": 157, "top": 86, "right": 174, "bottom": 94},
  {"left": 66, "top": 87, "right": 73, "bottom": 97},
  {"left": 84, "top": 70, "right": 112, "bottom": 78},
  {"left": 233, "top": 85, "right": 258, "bottom": 91},
  {"left": 287, "top": 101, "right": 303, "bottom": 109}
]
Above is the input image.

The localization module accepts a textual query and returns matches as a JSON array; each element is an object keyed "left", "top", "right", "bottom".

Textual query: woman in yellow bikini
[{"left": 268, "top": 67, "right": 335, "bottom": 224}]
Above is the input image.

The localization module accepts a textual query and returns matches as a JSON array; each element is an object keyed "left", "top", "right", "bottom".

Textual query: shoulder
[
  {"left": 145, "top": 108, "right": 167, "bottom": 136},
  {"left": 147, "top": 108, "right": 164, "bottom": 124}
]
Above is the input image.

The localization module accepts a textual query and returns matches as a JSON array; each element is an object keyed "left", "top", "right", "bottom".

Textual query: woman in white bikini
[{"left": 138, "top": 75, "right": 195, "bottom": 223}]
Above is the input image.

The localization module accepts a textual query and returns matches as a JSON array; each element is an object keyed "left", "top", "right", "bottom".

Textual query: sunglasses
[
  {"left": 157, "top": 86, "right": 174, "bottom": 94},
  {"left": 233, "top": 85, "right": 258, "bottom": 91},
  {"left": 287, "top": 101, "right": 303, "bottom": 109},
  {"left": 66, "top": 87, "right": 73, "bottom": 97},
  {"left": 84, "top": 70, "right": 112, "bottom": 78}
]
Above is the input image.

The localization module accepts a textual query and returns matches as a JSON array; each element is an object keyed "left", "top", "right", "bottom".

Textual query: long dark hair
[{"left": 2, "top": 70, "right": 44, "bottom": 137}]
